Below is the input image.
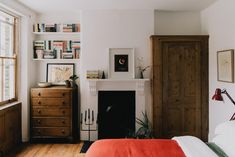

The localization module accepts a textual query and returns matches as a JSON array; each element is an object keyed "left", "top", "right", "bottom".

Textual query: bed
[{"left": 85, "top": 121, "right": 235, "bottom": 157}]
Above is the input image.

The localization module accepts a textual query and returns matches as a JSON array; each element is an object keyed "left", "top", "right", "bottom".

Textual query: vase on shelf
[{"left": 140, "top": 71, "right": 144, "bottom": 79}]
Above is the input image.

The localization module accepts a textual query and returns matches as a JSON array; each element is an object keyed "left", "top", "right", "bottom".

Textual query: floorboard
[{"left": 6, "top": 143, "right": 85, "bottom": 157}]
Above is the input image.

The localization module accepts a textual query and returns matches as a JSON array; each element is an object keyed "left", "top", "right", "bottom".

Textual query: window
[{"left": 0, "top": 11, "right": 18, "bottom": 105}]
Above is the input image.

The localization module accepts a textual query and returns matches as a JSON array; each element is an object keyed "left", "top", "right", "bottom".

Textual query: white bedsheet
[{"left": 173, "top": 136, "right": 219, "bottom": 157}]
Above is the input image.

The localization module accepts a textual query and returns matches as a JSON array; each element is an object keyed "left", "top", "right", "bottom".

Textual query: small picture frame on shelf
[
  {"left": 217, "top": 49, "right": 234, "bottom": 83},
  {"left": 108, "top": 48, "right": 135, "bottom": 79},
  {"left": 46, "top": 63, "right": 75, "bottom": 85}
]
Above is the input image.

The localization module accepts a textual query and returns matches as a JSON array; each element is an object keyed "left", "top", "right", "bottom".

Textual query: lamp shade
[{"left": 212, "top": 88, "right": 223, "bottom": 101}]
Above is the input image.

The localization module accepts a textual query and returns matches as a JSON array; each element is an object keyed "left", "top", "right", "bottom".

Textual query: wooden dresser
[
  {"left": 0, "top": 103, "right": 21, "bottom": 156},
  {"left": 31, "top": 86, "right": 78, "bottom": 142}
]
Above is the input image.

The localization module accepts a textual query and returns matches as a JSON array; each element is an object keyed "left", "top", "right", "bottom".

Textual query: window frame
[{"left": 0, "top": 10, "right": 19, "bottom": 106}]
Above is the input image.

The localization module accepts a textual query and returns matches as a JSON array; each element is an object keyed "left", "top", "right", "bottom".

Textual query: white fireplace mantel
[
  {"left": 81, "top": 78, "right": 151, "bottom": 141},
  {"left": 88, "top": 79, "right": 150, "bottom": 96}
]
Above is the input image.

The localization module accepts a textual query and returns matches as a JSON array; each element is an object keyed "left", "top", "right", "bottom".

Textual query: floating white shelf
[
  {"left": 33, "top": 32, "right": 80, "bottom": 35},
  {"left": 33, "top": 58, "right": 80, "bottom": 61}
]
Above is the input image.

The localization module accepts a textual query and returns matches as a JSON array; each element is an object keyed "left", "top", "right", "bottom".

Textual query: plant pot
[
  {"left": 140, "top": 71, "right": 144, "bottom": 79},
  {"left": 71, "top": 81, "right": 78, "bottom": 88}
]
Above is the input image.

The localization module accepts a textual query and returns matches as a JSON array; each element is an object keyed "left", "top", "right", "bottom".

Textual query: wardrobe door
[
  {"left": 162, "top": 42, "right": 201, "bottom": 138},
  {"left": 151, "top": 36, "right": 209, "bottom": 141}
]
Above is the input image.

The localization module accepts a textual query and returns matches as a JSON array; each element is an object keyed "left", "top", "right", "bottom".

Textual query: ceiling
[{"left": 17, "top": 0, "right": 217, "bottom": 14}]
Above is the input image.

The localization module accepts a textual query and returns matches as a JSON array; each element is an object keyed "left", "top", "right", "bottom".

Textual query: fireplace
[
  {"left": 80, "top": 79, "right": 151, "bottom": 141},
  {"left": 98, "top": 91, "right": 135, "bottom": 139}
]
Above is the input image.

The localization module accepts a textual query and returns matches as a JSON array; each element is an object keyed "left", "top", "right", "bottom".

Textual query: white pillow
[
  {"left": 173, "top": 136, "right": 218, "bottom": 157},
  {"left": 214, "top": 120, "right": 235, "bottom": 136},
  {"left": 212, "top": 134, "right": 235, "bottom": 157}
]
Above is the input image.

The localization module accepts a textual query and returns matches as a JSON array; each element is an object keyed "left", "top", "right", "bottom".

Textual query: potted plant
[
  {"left": 69, "top": 74, "right": 79, "bottom": 88},
  {"left": 135, "top": 112, "right": 153, "bottom": 139},
  {"left": 126, "top": 112, "right": 154, "bottom": 139},
  {"left": 137, "top": 66, "right": 150, "bottom": 79}
]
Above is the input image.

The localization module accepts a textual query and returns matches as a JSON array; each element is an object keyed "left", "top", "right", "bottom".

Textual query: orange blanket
[{"left": 85, "top": 139, "right": 186, "bottom": 157}]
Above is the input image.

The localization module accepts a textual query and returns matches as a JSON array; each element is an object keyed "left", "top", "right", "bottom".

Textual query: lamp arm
[{"left": 222, "top": 90, "right": 235, "bottom": 106}]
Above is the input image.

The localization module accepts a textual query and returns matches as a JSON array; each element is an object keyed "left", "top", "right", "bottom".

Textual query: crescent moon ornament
[{"left": 119, "top": 58, "right": 126, "bottom": 65}]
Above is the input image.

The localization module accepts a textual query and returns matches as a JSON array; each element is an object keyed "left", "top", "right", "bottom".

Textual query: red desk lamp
[{"left": 212, "top": 88, "right": 235, "bottom": 120}]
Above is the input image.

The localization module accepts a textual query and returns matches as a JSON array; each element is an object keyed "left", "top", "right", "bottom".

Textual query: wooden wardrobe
[{"left": 151, "top": 35, "right": 209, "bottom": 142}]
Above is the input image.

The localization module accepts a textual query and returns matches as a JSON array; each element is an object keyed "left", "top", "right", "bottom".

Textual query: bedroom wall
[
  {"left": 201, "top": 0, "right": 235, "bottom": 141},
  {"left": 154, "top": 10, "right": 201, "bottom": 35},
  {"left": 80, "top": 10, "right": 154, "bottom": 140}
]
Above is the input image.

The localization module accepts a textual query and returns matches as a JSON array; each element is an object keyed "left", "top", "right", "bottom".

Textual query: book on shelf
[
  {"left": 43, "top": 52, "right": 56, "bottom": 59},
  {"left": 62, "top": 52, "right": 74, "bottom": 59},
  {"left": 74, "top": 49, "right": 80, "bottom": 59}
]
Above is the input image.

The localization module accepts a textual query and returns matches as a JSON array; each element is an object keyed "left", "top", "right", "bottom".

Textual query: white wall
[
  {"left": 0, "top": 0, "right": 36, "bottom": 142},
  {"left": 201, "top": 0, "right": 235, "bottom": 141},
  {"left": 80, "top": 10, "right": 154, "bottom": 140},
  {"left": 155, "top": 10, "right": 201, "bottom": 35}
]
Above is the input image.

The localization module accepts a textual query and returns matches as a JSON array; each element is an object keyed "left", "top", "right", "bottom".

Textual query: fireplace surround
[{"left": 80, "top": 79, "right": 151, "bottom": 141}]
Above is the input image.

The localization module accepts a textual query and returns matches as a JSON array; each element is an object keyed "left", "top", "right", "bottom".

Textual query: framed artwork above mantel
[{"left": 108, "top": 48, "right": 135, "bottom": 79}]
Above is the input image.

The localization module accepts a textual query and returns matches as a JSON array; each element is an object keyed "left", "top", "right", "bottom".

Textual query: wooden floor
[{"left": 6, "top": 143, "right": 85, "bottom": 157}]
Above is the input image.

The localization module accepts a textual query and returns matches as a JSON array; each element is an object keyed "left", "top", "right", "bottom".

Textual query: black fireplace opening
[{"left": 98, "top": 91, "right": 135, "bottom": 139}]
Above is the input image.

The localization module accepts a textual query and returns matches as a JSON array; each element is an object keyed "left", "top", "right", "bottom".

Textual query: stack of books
[
  {"left": 34, "top": 40, "right": 44, "bottom": 50},
  {"left": 33, "top": 23, "right": 60, "bottom": 32},
  {"left": 63, "top": 24, "right": 80, "bottom": 32},
  {"left": 87, "top": 70, "right": 99, "bottom": 79},
  {"left": 72, "top": 41, "right": 80, "bottom": 59},
  {"left": 43, "top": 51, "right": 56, "bottom": 59}
]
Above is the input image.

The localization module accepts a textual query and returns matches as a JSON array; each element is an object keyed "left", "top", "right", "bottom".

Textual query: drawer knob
[
  {"left": 37, "top": 120, "right": 41, "bottom": 124},
  {"left": 38, "top": 101, "right": 41, "bottom": 105},
  {"left": 62, "top": 120, "right": 65, "bottom": 124},
  {"left": 62, "top": 101, "right": 65, "bottom": 105},
  {"left": 61, "top": 130, "right": 65, "bottom": 134},
  {"left": 62, "top": 110, "right": 65, "bottom": 114},
  {"left": 37, "top": 130, "right": 41, "bottom": 134},
  {"left": 62, "top": 93, "right": 65, "bottom": 96},
  {"left": 37, "top": 110, "right": 41, "bottom": 114},
  {"left": 38, "top": 93, "right": 41, "bottom": 96}
]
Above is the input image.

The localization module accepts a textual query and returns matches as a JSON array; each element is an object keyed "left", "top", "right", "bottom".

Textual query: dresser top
[{"left": 32, "top": 85, "right": 75, "bottom": 90}]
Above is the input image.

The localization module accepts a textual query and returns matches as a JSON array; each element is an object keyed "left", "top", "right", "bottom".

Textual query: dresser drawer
[
  {"left": 32, "top": 98, "right": 70, "bottom": 106},
  {"left": 32, "top": 127, "right": 71, "bottom": 137},
  {"left": 31, "top": 89, "right": 71, "bottom": 98},
  {"left": 32, "top": 117, "right": 70, "bottom": 127},
  {"left": 32, "top": 108, "right": 71, "bottom": 117}
]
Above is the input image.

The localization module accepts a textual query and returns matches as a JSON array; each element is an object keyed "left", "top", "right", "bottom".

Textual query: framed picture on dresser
[
  {"left": 46, "top": 63, "right": 75, "bottom": 85},
  {"left": 108, "top": 48, "right": 135, "bottom": 79}
]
